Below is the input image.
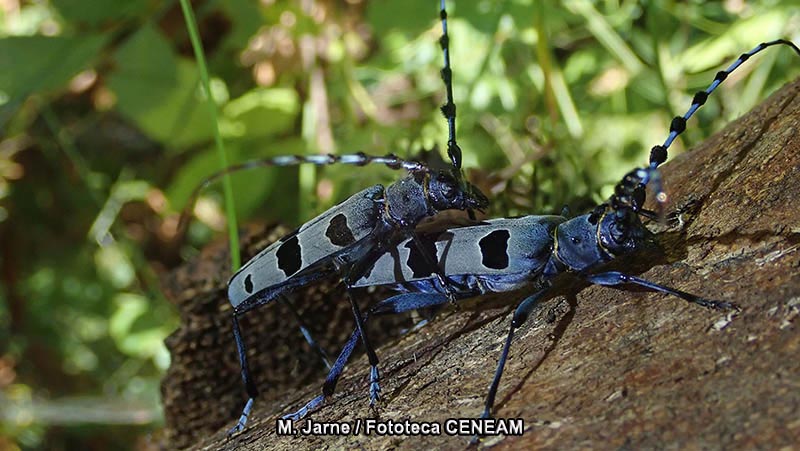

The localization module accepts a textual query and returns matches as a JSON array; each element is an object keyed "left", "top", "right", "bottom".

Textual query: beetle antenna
[
  {"left": 646, "top": 39, "right": 800, "bottom": 211},
  {"left": 439, "top": 0, "right": 461, "bottom": 171},
  {"left": 177, "top": 152, "right": 425, "bottom": 234}
]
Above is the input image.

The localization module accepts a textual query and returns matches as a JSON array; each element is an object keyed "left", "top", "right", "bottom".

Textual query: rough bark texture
[{"left": 166, "top": 78, "right": 800, "bottom": 450}]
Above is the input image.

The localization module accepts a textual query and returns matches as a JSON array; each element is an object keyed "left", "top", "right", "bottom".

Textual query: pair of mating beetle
[{"left": 180, "top": 0, "right": 800, "bottom": 438}]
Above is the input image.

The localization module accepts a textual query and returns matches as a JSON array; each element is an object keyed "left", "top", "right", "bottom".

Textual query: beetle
[
  {"left": 188, "top": 0, "right": 492, "bottom": 434},
  {"left": 224, "top": 162, "right": 488, "bottom": 430},
  {"left": 279, "top": 39, "right": 800, "bottom": 431},
  {"left": 280, "top": 171, "right": 737, "bottom": 423}
]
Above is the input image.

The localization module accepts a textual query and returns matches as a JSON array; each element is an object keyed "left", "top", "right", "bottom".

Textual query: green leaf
[
  {"left": 366, "top": 0, "right": 437, "bottom": 35},
  {"left": 94, "top": 243, "right": 135, "bottom": 289},
  {"left": 219, "top": 0, "right": 265, "bottom": 51},
  {"left": 0, "top": 34, "right": 106, "bottom": 103},
  {"left": 221, "top": 88, "right": 300, "bottom": 139},
  {"left": 680, "top": 11, "right": 789, "bottom": 73},
  {"left": 50, "top": 0, "right": 148, "bottom": 27},
  {"left": 165, "top": 140, "right": 309, "bottom": 220},
  {"left": 109, "top": 293, "right": 170, "bottom": 365},
  {"left": 107, "top": 25, "right": 215, "bottom": 149}
]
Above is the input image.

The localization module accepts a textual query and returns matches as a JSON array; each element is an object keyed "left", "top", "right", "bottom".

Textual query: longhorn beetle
[
  {"left": 178, "top": 0, "right": 490, "bottom": 435},
  {"left": 281, "top": 39, "right": 800, "bottom": 433}
]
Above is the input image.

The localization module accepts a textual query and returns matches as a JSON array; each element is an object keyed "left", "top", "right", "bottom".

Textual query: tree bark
[{"left": 164, "top": 78, "right": 800, "bottom": 450}]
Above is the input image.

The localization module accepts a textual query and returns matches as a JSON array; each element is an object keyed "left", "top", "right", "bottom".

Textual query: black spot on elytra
[
  {"left": 479, "top": 229, "right": 510, "bottom": 270},
  {"left": 277, "top": 235, "right": 302, "bottom": 277},
  {"left": 406, "top": 237, "right": 439, "bottom": 278},
  {"left": 326, "top": 213, "right": 356, "bottom": 247},
  {"left": 244, "top": 274, "right": 254, "bottom": 293}
]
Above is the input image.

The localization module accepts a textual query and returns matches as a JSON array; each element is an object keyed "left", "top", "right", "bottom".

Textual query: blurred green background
[{"left": 1, "top": 0, "right": 798, "bottom": 449}]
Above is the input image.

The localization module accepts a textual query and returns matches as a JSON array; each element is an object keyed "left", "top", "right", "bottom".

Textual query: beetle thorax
[
  {"left": 384, "top": 174, "right": 431, "bottom": 228},
  {"left": 552, "top": 214, "right": 612, "bottom": 272}
]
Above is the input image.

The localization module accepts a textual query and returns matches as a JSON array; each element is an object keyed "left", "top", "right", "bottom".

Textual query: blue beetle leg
[
  {"left": 481, "top": 286, "right": 551, "bottom": 418},
  {"left": 284, "top": 292, "right": 452, "bottom": 420},
  {"left": 584, "top": 271, "right": 740, "bottom": 311},
  {"left": 282, "top": 325, "right": 361, "bottom": 421},
  {"left": 471, "top": 287, "right": 551, "bottom": 445},
  {"left": 369, "top": 292, "right": 451, "bottom": 315},
  {"left": 342, "top": 285, "right": 382, "bottom": 405},
  {"left": 335, "top": 239, "right": 449, "bottom": 406},
  {"left": 356, "top": 293, "right": 452, "bottom": 405},
  {"left": 282, "top": 326, "right": 362, "bottom": 421},
  {"left": 228, "top": 313, "right": 259, "bottom": 435},
  {"left": 328, "top": 250, "right": 385, "bottom": 406}
]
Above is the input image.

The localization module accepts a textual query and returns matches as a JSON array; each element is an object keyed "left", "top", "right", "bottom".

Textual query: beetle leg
[
  {"left": 283, "top": 292, "right": 451, "bottom": 420},
  {"left": 228, "top": 313, "right": 259, "bottom": 435},
  {"left": 584, "top": 271, "right": 739, "bottom": 311},
  {"left": 471, "top": 286, "right": 551, "bottom": 444}
]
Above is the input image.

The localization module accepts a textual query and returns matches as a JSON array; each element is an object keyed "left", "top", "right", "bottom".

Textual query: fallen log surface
[{"left": 170, "top": 78, "right": 800, "bottom": 450}]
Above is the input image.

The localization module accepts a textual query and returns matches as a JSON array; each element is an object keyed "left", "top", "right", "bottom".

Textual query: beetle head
[
  {"left": 595, "top": 206, "right": 649, "bottom": 257},
  {"left": 425, "top": 169, "right": 489, "bottom": 213}
]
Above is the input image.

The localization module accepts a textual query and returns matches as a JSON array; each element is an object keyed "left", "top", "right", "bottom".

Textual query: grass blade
[{"left": 178, "top": 0, "right": 241, "bottom": 270}]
